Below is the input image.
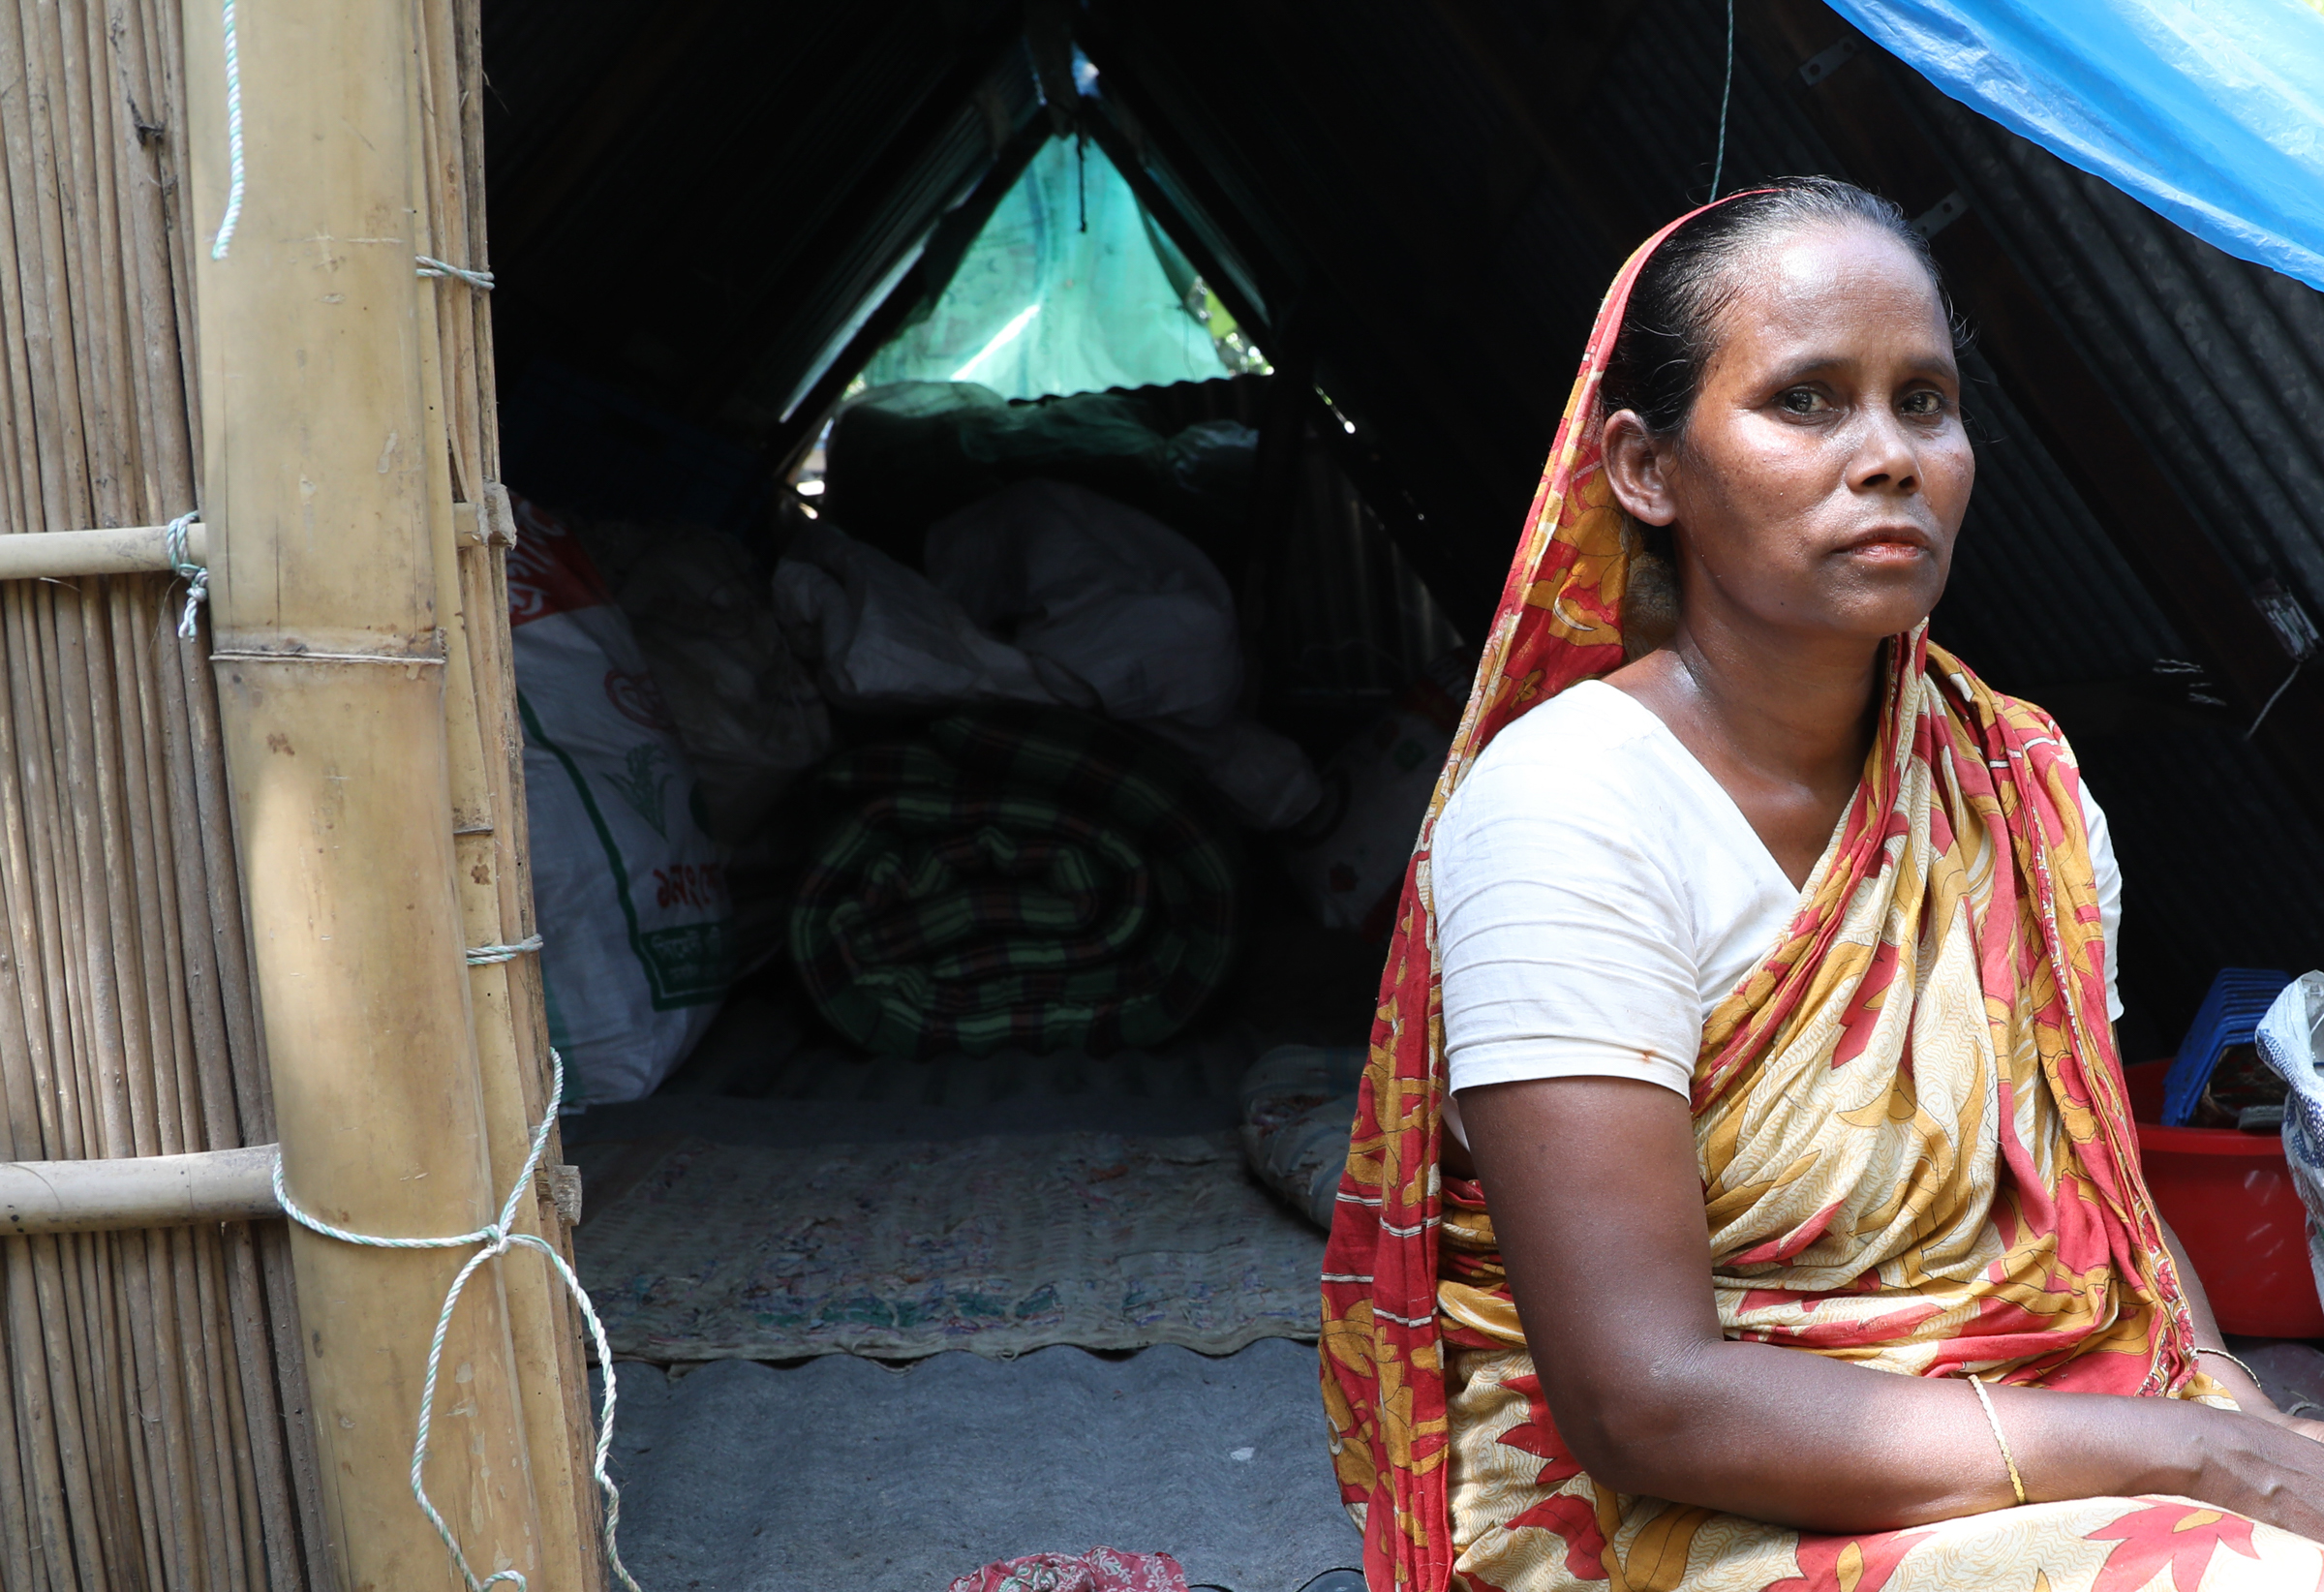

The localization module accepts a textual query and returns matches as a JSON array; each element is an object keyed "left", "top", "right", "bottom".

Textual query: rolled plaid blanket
[{"left": 788, "top": 706, "right": 1239, "bottom": 1057}]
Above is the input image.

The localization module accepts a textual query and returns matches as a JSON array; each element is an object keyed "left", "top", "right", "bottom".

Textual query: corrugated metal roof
[
  {"left": 1920, "top": 87, "right": 2324, "bottom": 633},
  {"left": 484, "top": 0, "right": 1039, "bottom": 435}
]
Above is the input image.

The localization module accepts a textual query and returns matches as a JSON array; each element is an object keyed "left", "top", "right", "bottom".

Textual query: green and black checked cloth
[{"left": 787, "top": 706, "right": 1239, "bottom": 1057}]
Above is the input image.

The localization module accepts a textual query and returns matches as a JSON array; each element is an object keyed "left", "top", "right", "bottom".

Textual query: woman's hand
[
  {"left": 2251, "top": 1406, "right": 2324, "bottom": 1446},
  {"left": 1459, "top": 1072, "right": 2324, "bottom": 1542},
  {"left": 2185, "top": 1403, "right": 2324, "bottom": 1542},
  {"left": 2150, "top": 1220, "right": 2324, "bottom": 1452}
]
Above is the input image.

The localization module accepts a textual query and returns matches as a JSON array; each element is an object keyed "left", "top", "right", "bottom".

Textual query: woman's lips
[{"left": 1838, "top": 529, "right": 1931, "bottom": 561}]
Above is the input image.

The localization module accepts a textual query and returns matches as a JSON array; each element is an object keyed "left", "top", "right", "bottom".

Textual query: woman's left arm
[{"left": 2159, "top": 1216, "right": 2324, "bottom": 1440}]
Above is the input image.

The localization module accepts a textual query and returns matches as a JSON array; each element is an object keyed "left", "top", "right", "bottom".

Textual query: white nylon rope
[
  {"left": 461, "top": 934, "right": 543, "bottom": 965},
  {"left": 417, "top": 256, "right": 497, "bottom": 291},
  {"left": 207, "top": 4, "right": 493, "bottom": 292},
  {"left": 165, "top": 511, "right": 208, "bottom": 639},
  {"left": 272, "top": 934, "right": 639, "bottom": 1592},
  {"left": 208, "top": 0, "right": 244, "bottom": 259}
]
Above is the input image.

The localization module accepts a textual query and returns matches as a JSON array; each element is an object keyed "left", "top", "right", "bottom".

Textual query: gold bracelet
[
  {"left": 2195, "top": 1345, "right": 2263, "bottom": 1388},
  {"left": 1969, "top": 1373, "right": 2027, "bottom": 1507}
]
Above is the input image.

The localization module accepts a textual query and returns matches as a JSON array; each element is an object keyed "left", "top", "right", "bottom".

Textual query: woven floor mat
[{"left": 575, "top": 1131, "right": 1325, "bottom": 1361}]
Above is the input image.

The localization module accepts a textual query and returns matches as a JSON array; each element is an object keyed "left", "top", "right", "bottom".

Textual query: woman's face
[{"left": 1604, "top": 221, "right": 1972, "bottom": 646}]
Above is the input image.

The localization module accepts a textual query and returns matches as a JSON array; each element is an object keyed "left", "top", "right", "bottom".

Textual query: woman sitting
[{"left": 1320, "top": 177, "right": 2324, "bottom": 1592}]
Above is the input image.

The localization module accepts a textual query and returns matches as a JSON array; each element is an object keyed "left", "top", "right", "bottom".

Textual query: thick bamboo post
[
  {"left": 407, "top": 69, "right": 604, "bottom": 1583},
  {"left": 180, "top": 0, "right": 551, "bottom": 1586}
]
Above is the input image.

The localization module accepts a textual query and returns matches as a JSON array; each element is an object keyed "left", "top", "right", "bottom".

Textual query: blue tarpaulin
[{"left": 1831, "top": 0, "right": 2324, "bottom": 289}]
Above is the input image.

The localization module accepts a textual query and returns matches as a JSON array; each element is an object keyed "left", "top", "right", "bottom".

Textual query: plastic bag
[
  {"left": 507, "top": 496, "right": 729, "bottom": 1105},
  {"left": 1282, "top": 650, "right": 1473, "bottom": 933},
  {"left": 771, "top": 518, "right": 1056, "bottom": 711},
  {"left": 1138, "top": 713, "right": 1323, "bottom": 833},
  {"left": 1163, "top": 418, "right": 1260, "bottom": 513},
  {"left": 2257, "top": 971, "right": 2324, "bottom": 1315},
  {"left": 577, "top": 518, "right": 828, "bottom": 843},
  {"left": 925, "top": 477, "right": 1241, "bottom": 725}
]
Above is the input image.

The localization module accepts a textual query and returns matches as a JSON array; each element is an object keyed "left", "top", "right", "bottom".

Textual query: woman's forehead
[{"left": 1709, "top": 224, "right": 1950, "bottom": 361}]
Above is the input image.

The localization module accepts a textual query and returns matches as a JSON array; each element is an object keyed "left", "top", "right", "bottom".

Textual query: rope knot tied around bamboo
[
  {"left": 271, "top": 935, "right": 640, "bottom": 1592},
  {"left": 166, "top": 511, "right": 207, "bottom": 639},
  {"left": 464, "top": 933, "right": 543, "bottom": 965},
  {"left": 416, "top": 256, "right": 496, "bottom": 291}
]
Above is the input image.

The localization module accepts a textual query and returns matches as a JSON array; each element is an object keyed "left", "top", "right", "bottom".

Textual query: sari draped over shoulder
[{"left": 1317, "top": 207, "right": 2320, "bottom": 1592}]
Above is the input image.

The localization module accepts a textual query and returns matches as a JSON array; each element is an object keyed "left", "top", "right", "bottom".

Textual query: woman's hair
[{"left": 1602, "top": 176, "right": 1947, "bottom": 439}]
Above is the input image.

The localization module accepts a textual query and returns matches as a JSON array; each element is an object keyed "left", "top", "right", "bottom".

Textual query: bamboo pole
[
  {"left": 0, "top": 1146, "right": 278, "bottom": 1233},
  {"left": 181, "top": 0, "right": 551, "bottom": 1585},
  {"left": 0, "top": 522, "right": 206, "bottom": 579},
  {"left": 405, "top": 2, "right": 606, "bottom": 1577}
]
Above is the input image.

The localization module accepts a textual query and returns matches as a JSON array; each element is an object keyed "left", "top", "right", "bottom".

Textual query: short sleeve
[
  {"left": 1431, "top": 752, "right": 1701, "bottom": 1108},
  {"left": 2077, "top": 782, "right": 2126, "bottom": 1023}
]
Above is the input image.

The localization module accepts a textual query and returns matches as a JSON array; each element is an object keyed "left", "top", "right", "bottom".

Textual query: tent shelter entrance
[
  {"left": 470, "top": 0, "right": 2324, "bottom": 1580},
  {"left": 481, "top": 0, "right": 2324, "bottom": 1084}
]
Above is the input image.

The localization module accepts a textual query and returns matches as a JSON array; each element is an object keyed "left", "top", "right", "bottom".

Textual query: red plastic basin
[{"left": 2125, "top": 1058, "right": 2323, "bottom": 1338}]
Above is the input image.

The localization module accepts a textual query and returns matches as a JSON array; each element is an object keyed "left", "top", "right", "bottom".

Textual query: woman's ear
[{"left": 1602, "top": 409, "right": 1678, "bottom": 527}]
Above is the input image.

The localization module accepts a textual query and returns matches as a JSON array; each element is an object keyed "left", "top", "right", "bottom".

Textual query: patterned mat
[{"left": 575, "top": 1131, "right": 1324, "bottom": 1361}]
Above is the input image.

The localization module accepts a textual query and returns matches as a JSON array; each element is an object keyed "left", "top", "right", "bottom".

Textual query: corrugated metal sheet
[
  {"left": 1911, "top": 80, "right": 2324, "bottom": 635},
  {"left": 483, "top": 0, "right": 1038, "bottom": 433}
]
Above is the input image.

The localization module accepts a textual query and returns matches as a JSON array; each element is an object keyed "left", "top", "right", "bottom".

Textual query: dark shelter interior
[{"left": 472, "top": 0, "right": 2324, "bottom": 1584}]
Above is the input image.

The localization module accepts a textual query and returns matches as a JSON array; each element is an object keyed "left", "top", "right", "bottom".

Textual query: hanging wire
[
  {"left": 2246, "top": 658, "right": 2306, "bottom": 740},
  {"left": 1709, "top": 0, "right": 1736, "bottom": 200}
]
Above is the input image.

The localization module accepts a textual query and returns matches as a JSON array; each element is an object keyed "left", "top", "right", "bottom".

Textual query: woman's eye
[
  {"left": 1900, "top": 390, "right": 1946, "bottom": 417},
  {"left": 1779, "top": 388, "right": 1824, "bottom": 414}
]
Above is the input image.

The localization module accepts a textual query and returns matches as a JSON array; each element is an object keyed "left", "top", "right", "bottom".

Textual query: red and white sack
[{"left": 506, "top": 495, "right": 728, "bottom": 1105}]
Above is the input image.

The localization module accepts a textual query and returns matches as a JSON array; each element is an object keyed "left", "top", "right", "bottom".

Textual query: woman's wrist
[
  {"left": 2193, "top": 1344, "right": 2281, "bottom": 1415},
  {"left": 2174, "top": 1401, "right": 2272, "bottom": 1515}
]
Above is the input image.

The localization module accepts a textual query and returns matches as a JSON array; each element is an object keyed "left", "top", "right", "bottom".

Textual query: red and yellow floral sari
[{"left": 1318, "top": 206, "right": 2324, "bottom": 1592}]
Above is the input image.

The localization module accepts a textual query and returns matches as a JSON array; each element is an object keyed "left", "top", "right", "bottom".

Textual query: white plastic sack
[
  {"left": 1283, "top": 652, "right": 1471, "bottom": 932},
  {"left": 2258, "top": 971, "right": 2324, "bottom": 1315},
  {"left": 772, "top": 519, "right": 1056, "bottom": 711},
  {"left": 508, "top": 497, "right": 728, "bottom": 1105},
  {"left": 576, "top": 518, "right": 828, "bottom": 843},
  {"left": 1138, "top": 713, "right": 1323, "bottom": 833},
  {"left": 774, "top": 501, "right": 1320, "bottom": 830},
  {"left": 925, "top": 477, "right": 1241, "bottom": 725}
]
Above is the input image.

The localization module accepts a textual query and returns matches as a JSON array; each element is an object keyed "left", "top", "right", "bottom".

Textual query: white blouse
[{"left": 1431, "top": 680, "right": 2124, "bottom": 1145}]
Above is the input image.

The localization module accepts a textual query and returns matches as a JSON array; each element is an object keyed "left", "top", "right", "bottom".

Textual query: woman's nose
[{"left": 1847, "top": 407, "right": 1921, "bottom": 495}]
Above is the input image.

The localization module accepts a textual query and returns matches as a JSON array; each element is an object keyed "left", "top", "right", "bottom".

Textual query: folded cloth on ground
[
  {"left": 948, "top": 1547, "right": 1189, "bottom": 1592},
  {"left": 788, "top": 706, "right": 1238, "bottom": 1057},
  {"left": 1239, "top": 1044, "right": 1366, "bottom": 1229}
]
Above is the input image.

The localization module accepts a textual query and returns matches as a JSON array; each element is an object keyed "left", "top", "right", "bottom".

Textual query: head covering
[{"left": 1317, "top": 198, "right": 2196, "bottom": 1592}]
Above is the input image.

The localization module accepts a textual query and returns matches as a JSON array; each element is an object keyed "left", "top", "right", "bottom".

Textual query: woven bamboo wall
[
  {"left": 0, "top": 0, "right": 595, "bottom": 1586},
  {"left": 0, "top": 0, "right": 330, "bottom": 1583}
]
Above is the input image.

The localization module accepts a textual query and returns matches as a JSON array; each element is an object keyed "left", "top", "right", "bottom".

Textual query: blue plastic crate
[{"left": 2160, "top": 967, "right": 2295, "bottom": 1126}]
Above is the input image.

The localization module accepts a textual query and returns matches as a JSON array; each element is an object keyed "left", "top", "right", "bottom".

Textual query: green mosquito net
[{"left": 859, "top": 136, "right": 1250, "bottom": 401}]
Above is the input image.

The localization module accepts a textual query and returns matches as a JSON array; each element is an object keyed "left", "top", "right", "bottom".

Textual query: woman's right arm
[{"left": 1459, "top": 1071, "right": 2324, "bottom": 1540}]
